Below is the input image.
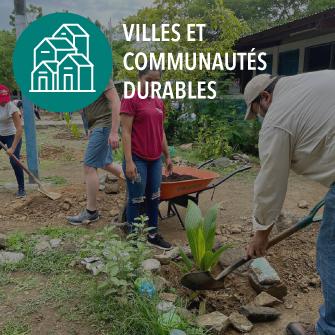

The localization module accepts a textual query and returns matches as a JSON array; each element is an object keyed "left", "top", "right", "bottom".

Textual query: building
[{"left": 235, "top": 7, "right": 335, "bottom": 92}]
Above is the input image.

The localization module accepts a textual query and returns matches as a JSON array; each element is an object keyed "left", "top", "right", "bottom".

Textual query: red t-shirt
[{"left": 121, "top": 92, "right": 165, "bottom": 161}]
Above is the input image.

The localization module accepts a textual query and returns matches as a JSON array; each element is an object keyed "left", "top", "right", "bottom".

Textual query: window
[
  {"left": 278, "top": 50, "right": 299, "bottom": 75},
  {"left": 304, "top": 43, "right": 333, "bottom": 72}
]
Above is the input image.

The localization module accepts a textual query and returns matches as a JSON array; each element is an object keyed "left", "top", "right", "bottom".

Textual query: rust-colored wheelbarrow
[
  {"left": 159, "top": 162, "right": 251, "bottom": 228},
  {"left": 119, "top": 160, "right": 251, "bottom": 228}
]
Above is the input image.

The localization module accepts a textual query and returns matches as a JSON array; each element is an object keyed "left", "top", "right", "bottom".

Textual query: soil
[
  {"left": 0, "top": 121, "right": 327, "bottom": 334},
  {"left": 162, "top": 173, "right": 198, "bottom": 182}
]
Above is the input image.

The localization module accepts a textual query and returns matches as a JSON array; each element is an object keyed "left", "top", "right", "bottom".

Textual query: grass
[
  {"left": 0, "top": 227, "right": 208, "bottom": 335},
  {"left": 0, "top": 321, "right": 30, "bottom": 335},
  {"left": 42, "top": 175, "right": 67, "bottom": 185}
]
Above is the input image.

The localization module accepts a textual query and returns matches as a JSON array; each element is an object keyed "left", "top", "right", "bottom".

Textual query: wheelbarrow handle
[
  {"left": 204, "top": 165, "right": 252, "bottom": 191},
  {"left": 216, "top": 198, "right": 325, "bottom": 281}
]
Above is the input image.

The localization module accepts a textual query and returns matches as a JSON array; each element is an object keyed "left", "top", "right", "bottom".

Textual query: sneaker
[
  {"left": 147, "top": 234, "right": 172, "bottom": 251},
  {"left": 16, "top": 190, "right": 27, "bottom": 199},
  {"left": 66, "top": 209, "right": 100, "bottom": 226}
]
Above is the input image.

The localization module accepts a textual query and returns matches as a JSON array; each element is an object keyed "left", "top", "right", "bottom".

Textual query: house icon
[{"left": 30, "top": 24, "right": 95, "bottom": 93}]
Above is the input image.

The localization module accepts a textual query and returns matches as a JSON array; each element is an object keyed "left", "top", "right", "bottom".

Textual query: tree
[
  {"left": 224, "top": 0, "right": 335, "bottom": 33},
  {"left": 117, "top": 0, "right": 248, "bottom": 84},
  {"left": 0, "top": 30, "right": 17, "bottom": 90},
  {"left": 9, "top": 4, "right": 43, "bottom": 30}
]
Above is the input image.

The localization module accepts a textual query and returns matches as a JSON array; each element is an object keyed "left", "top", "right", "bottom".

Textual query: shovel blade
[
  {"left": 38, "top": 188, "right": 62, "bottom": 201},
  {"left": 181, "top": 271, "right": 226, "bottom": 291}
]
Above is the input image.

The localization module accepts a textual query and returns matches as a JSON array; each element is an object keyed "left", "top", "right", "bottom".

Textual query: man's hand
[
  {"left": 109, "top": 132, "right": 119, "bottom": 150},
  {"left": 246, "top": 229, "right": 271, "bottom": 259},
  {"left": 6, "top": 147, "right": 14, "bottom": 156},
  {"left": 165, "top": 157, "right": 173, "bottom": 175},
  {"left": 126, "top": 160, "right": 137, "bottom": 181}
]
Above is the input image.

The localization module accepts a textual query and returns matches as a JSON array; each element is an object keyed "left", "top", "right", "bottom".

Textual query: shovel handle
[
  {"left": 215, "top": 199, "right": 325, "bottom": 281},
  {"left": 0, "top": 140, "right": 42, "bottom": 187}
]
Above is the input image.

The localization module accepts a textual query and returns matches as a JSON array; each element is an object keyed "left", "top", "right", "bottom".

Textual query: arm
[
  {"left": 246, "top": 126, "right": 291, "bottom": 258},
  {"left": 162, "top": 131, "right": 173, "bottom": 174},
  {"left": 105, "top": 81, "right": 121, "bottom": 149},
  {"left": 7, "top": 112, "right": 23, "bottom": 155},
  {"left": 121, "top": 114, "right": 137, "bottom": 180}
]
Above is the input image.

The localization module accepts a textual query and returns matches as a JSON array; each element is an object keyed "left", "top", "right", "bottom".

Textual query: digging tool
[
  {"left": 181, "top": 199, "right": 325, "bottom": 291},
  {"left": 0, "top": 141, "right": 61, "bottom": 200}
]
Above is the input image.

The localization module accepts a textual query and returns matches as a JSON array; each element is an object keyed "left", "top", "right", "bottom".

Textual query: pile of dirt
[
  {"left": 162, "top": 173, "right": 198, "bottom": 182},
  {"left": 0, "top": 183, "right": 126, "bottom": 233},
  {"left": 53, "top": 130, "right": 83, "bottom": 141}
]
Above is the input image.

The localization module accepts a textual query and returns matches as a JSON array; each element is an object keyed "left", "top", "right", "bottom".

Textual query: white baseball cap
[{"left": 244, "top": 74, "right": 277, "bottom": 120}]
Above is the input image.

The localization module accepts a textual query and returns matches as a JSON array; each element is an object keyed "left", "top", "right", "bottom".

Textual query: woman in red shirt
[{"left": 121, "top": 66, "right": 173, "bottom": 250}]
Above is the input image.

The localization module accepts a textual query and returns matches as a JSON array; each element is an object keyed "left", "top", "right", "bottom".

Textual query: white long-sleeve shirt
[{"left": 253, "top": 70, "right": 335, "bottom": 231}]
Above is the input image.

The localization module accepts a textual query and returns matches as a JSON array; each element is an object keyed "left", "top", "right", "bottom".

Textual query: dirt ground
[{"left": 0, "top": 118, "right": 327, "bottom": 335}]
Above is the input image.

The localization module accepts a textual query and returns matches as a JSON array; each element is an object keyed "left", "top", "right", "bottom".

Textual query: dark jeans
[
  {"left": 123, "top": 154, "right": 162, "bottom": 234},
  {"left": 316, "top": 183, "right": 335, "bottom": 335},
  {"left": 0, "top": 135, "right": 25, "bottom": 191}
]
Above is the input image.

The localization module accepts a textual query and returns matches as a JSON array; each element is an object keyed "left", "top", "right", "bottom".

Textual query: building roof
[
  {"left": 236, "top": 7, "right": 335, "bottom": 50},
  {"left": 47, "top": 38, "right": 76, "bottom": 51},
  {"left": 33, "top": 61, "right": 58, "bottom": 73},
  {"left": 59, "top": 54, "right": 93, "bottom": 67},
  {"left": 52, "top": 24, "right": 89, "bottom": 38}
]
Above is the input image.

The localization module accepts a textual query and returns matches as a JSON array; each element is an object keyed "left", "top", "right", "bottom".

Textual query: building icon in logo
[{"left": 30, "top": 24, "right": 95, "bottom": 92}]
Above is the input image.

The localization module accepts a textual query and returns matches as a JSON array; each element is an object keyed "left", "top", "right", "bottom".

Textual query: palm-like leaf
[{"left": 203, "top": 204, "right": 218, "bottom": 250}]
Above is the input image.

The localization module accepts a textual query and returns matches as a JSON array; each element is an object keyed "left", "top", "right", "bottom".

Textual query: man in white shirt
[{"left": 244, "top": 71, "right": 335, "bottom": 335}]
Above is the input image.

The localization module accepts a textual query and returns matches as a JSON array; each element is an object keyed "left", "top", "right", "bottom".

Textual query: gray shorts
[{"left": 84, "top": 127, "right": 113, "bottom": 168}]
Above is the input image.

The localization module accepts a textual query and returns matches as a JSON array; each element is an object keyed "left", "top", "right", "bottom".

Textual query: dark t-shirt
[
  {"left": 121, "top": 92, "right": 164, "bottom": 161},
  {"left": 83, "top": 81, "right": 114, "bottom": 129}
]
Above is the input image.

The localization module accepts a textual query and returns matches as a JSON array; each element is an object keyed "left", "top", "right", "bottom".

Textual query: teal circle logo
[{"left": 13, "top": 12, "right": 112, "bottom": 112}]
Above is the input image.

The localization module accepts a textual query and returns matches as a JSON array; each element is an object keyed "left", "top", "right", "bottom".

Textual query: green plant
[{"left": 180, "top": 201, "right": 231, "bottom": 272}]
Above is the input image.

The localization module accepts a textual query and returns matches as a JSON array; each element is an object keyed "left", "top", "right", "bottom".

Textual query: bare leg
[
  {"left": 103, "top": 163, "right": 124, "bottom": 179},
  {"left": 85, "top": 165, "right": 99, "bottom": 211}
]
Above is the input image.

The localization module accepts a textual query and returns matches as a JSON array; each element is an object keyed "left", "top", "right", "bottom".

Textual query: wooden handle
[
  {"left": 215, "top": 199, "right": 325, "bottom": 281},
  {"left": 0, "top": 140, "right": 42, "bottom": 187}
]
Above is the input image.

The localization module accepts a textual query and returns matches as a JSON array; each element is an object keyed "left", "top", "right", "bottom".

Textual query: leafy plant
[
  {"left": 83, "top": 218, "right": 152, "bottom": 297},
  {"left": 180, "top": 201, "right": 231, "bottom": 272}
]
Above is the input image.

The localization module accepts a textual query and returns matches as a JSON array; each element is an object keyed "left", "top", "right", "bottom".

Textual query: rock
[
  {"left": 196, "top": 311, "right": 230, "bottom": 333},
  {"left": 285, "top": 303, "right": 294, "bottom": 309},
  {"left": 153, "top": 276, "right": 170, "bottom": 292},
  {"left": 232, "top": 153, "right": 250, "bottom": 163},
  {"left": 179, "top": 143, "right": 193, "bottom": 150},
  {"left": 170, "top": 330, "right": 186, "bottom": 335},
  {"left": 159, "top": 293, "right": 177, "bottom": 303},
  {"left": 34, "top": 240, "right": 52, "bottom": 254},
  {"left": 157, "top": 301, "right": 176, "bottom": 313},
  {"left": 0, "top": 251, "right": 24, "bottom": 264},
  {"left": 219, "top": 247, "right": 250, "bottom": 273},
  {"left": 176, "top": 307, "right": 194, "bottom": 323},
  {"left": 240, "top": 304, "right": 281, "bottom": 323},
  {"left": 165, "top": 246, "right": 191, "bottom": 260},
  {"left": 81, "top": 257, "right": 105, "bottom": 276},
  {"left": 109, "top": 209, "right": 119, "bottom": 217},
  {"left": 229, "top": 226, "right": 242, "bottom": 234},
  {"left": 142, "top": 259, "right": 161, "bottom": 273},
  {"left": 298, "top": 200, "right": 309, "bottom": 209},
  {"left": 254, "top": 292, "right": 282, "bottom": 307},
  {"left": 62, "top": 202, "right": 71, "bottom": 211},
  {"left": 249, "top": 273, "right": 288, "bottom": 299},
  {"left": 250, "top": 258, "right": 281, "bottom": 285},
  {"left": 0, "top": 233, "right": 7, "bottom": 249},
  {"left": 309, "top": 277, "right": 321, "bottom": 288},
  {"left": 105, "top": 183, "right": 119, "bottom": 194},
  {"left": 229, "top": 312, "right": 254, "bottom": 333},
  {"left": 213, "top": 157, "right": 232, "bottom": 169},
  {"left": 154, "top": 254, "right": 171, "bottom": 265},
  {"left": 49, "top": 239, "right": 62, "bottom": 248}
]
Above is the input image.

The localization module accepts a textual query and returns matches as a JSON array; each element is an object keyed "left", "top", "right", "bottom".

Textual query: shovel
[
  {"left": 0, "top": 141, "right": 61, "bottom": 201},
  {"left": 181, "top": 199, "right": 325, "bottom": 291}
]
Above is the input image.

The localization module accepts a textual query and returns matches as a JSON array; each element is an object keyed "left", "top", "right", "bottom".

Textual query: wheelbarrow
[
  {"left": 119, "top": 160, "right": 251, "bottom": 228},
  {"left": 159, "top": 162, "right": 252, "bottom": 228}
]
